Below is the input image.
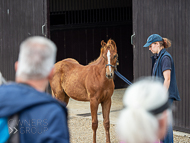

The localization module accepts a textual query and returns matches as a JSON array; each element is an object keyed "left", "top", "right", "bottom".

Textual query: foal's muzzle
[
  {"left": 106, "top": 73, "right": 113, "bottom": 79},
  {"left": 105, "top": 64, "right": 115, "bottom": 79}
]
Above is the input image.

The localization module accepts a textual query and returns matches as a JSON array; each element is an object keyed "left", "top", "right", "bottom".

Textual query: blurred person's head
[
  {"left": 15, "top": 36, "right": 57, "bottom": 81},
  {"left": 116, "top": 77, "right": 172, "bottom": 143}
]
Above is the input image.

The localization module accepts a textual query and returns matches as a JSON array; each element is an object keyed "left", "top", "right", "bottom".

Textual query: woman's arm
[{"left": 163, "top": 70, "right": 171, "bottom": 90}]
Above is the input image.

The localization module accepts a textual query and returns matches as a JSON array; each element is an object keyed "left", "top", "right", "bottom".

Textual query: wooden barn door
[
  {"left": 132, "top": 0, "right": 190, "bottom": 133},
  {"left": 0, "top": 0, "right": 47, "bottom": 81},
  {"left": 49, "top": 0, "right": 133, "bottom": 89}
]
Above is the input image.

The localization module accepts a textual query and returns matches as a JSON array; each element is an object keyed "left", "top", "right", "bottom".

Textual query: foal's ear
[
  {"left": 108, "top": 39, "right": 116, "bottom": 48},
  {"left": 101, "top": 40, "right": 106, "bottom": 47}
]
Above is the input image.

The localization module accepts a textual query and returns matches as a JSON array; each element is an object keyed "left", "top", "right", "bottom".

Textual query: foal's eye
[{"left": 114, "top": 54, "right": 118, "bottom": 59}]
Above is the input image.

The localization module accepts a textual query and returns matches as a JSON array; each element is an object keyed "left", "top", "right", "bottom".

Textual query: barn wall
[
  {"left": 0, "top": 0, "right": 45, "bottom": 81},
  {"left": 133, "top": 0, "right": 190, "bottom": 133}
]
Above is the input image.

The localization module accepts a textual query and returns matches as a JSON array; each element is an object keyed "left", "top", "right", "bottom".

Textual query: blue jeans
[{"left": 161, "top": 98, "right": 173, "bottom": 143}]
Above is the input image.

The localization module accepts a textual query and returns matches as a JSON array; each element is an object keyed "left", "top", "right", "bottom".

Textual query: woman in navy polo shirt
[{"left": 143, "top": 34, "right": 180, "bottom": 143}]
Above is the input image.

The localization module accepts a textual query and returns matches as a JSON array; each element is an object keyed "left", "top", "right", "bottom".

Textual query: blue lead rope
[{"left": 114, "top": 71, "right": 132, "bottom": 85}]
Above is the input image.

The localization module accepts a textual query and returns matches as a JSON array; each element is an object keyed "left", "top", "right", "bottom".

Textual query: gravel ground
[
  {"left": 174, "top": 135, "right": 190, "bottom": 143},
  {"left": 67, "top": 88, "right": 190, "bottom": 143},
  {"left": 68, "top": 116, "right": 119, "bottom": 143},
  {"left": 68, "top": 116, "right": 190, "bottom": 143}
]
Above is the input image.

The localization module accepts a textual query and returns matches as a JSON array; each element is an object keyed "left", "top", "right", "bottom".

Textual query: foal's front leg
[
  {"left": 90, "top": 98, "right": 99, "bottom": 143},
  {"left": 101, "top": 98, "right": 111, "bottom": 143}
]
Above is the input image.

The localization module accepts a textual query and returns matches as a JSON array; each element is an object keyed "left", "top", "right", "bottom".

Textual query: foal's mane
[{"left": 88, "top": 50, "right": 104, "bottom": 65}]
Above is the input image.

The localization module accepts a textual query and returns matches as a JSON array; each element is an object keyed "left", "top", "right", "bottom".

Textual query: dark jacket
[
  {"left": 0, "top": 83, "right": 70, "bottom": 143},
  {"left": 151, "top": 48, "right": 181, "bottom": 101}
]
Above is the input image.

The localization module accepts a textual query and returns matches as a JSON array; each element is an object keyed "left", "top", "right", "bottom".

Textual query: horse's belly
[{"left": 64, "top": 82, "right": 90, "bottom": 101}]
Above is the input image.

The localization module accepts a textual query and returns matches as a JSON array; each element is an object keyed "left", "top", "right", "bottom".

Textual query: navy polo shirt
[
  {"left": 152, "top": 53, "right": 171, "bottom": 76},
  {"left": 151, "top": 48, "right": 181, "bottom": 101}
]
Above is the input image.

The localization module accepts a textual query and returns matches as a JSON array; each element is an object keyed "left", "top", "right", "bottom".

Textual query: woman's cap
[{"left": 143, "top": 34, "right": 163, "bottom": 47}]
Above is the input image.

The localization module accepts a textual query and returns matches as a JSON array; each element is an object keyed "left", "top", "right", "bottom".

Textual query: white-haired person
[
  {"left": 116, "top": 78, "right": 172, "bottom": 143},
  {"left": 0, "top": 36, "right": 69, "bottom": 143}
]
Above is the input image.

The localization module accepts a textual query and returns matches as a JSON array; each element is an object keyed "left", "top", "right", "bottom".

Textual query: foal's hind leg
[
  {"left": 52, "top": 85, "right": 70, "bottom": 105},
  {"left": 101, "top": 98, "right": 111, "bottom": 143}
]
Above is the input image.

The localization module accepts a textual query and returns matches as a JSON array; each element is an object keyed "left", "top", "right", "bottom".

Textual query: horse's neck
[
  {"left": 91, "top": 56, "right": 105, "bottom": 67},
  {"left": 92, "top": 56, "right": 109, "bottom": 78}
]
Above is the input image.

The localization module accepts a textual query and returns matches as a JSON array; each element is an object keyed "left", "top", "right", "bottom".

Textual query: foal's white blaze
[{"left": 107, "top": 50, "right": 111, "bottom": 71}]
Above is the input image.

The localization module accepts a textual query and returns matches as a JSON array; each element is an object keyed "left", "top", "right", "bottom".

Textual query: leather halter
[
  {"left": 105, "top": 60, "right": 119, "bottom": 71},
  {"left": 105, "top": 64, "right": 115, "bottom": 68}
]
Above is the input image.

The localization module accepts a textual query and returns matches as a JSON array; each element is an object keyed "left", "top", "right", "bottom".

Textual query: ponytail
[{"left": 162, "top": 38, "right": 171, "bottom": 48}]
